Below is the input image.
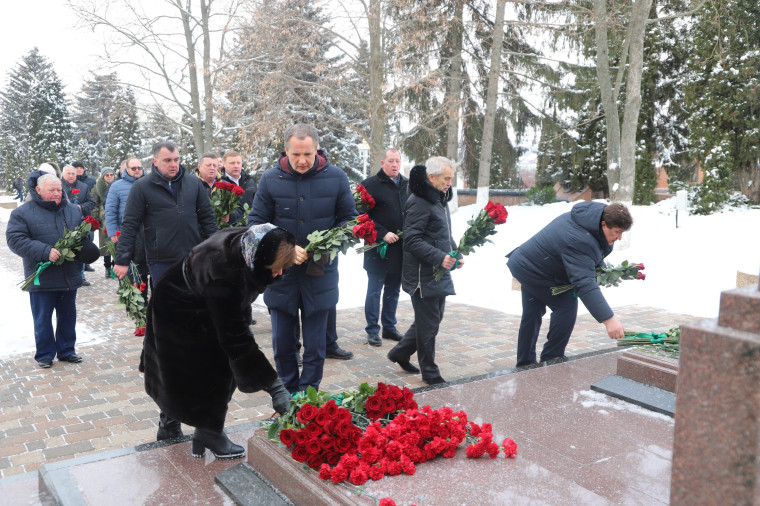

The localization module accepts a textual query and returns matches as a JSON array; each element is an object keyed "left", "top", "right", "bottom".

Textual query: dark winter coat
[
  {"left": 114, "top": 165, "right": 218, "bottom": 266},
  {"left": 6, "top": 173, "right": 86, "bottom": 292},
  {"left": 13, "top": 177, "right": 24, "bottom": 193},
  {"left": 401, "top": 165, "right": 458, "bottom": 299},
  {"left": 361, "top": 169, "right": 408, "bottom": 274},
  {"left": 506, "top": 201, "right": 614, "bottom": 322},
  {"left": 77, "top": 173, "right": 97, "bottom": 194},
  {"left": 223, "top": 171, "right": 257, "bottom": 225},
  {"left": 249, "top": 150, "right": 357, "bottom": 317},
  {"left": 90, "top": 176, "right": 112, "bottom": 255},
  {"left": 62, "top": 178, "right": 94, "bottom": 217},
  {"left": 105, "top": 169, "right": 147, "bottom": 263},
  {"left": 139, "top": 227, "right": 283, "bottom": 431}
]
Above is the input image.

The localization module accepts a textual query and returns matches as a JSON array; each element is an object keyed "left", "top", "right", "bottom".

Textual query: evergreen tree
[
  {"left": 0, "top": 48, "right": 72, "bottom": 190},
  {"left": 104, "top": 86, "right": 140, "bottom": 168},
  {"left": 73, "top": 73, "right": 119, "bottom": 170}
]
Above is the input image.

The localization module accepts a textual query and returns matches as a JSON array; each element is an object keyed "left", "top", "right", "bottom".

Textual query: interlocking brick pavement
[{"left": 0, "top": 219, "right": 700, "bottom": 479}]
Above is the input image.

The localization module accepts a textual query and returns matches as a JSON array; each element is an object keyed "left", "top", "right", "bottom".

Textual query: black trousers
[
  {"left": 516, "top": 284, "right": 577, "bottom": 366},
  {"left": 389, "top": 291, "right": 445, "bottom": 381}
]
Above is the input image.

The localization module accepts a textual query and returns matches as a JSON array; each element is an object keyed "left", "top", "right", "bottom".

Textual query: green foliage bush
[{"left": 525, "top": 185, "right": 557, "bottom": 205}]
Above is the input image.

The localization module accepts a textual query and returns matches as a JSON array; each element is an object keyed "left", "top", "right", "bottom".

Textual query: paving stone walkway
[{"left": 0, "top": 220, "right": 699, "bottom": 479}]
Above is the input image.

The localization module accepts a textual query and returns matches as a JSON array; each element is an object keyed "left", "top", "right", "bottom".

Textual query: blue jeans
[
  {"left": 271, "top": 308, "right": 329, "bottom": 393},
  {"left": 364, "top": 271, "right": 402, "bottom": 334},
  {"left": 29, "top": 290, "right": 78, "bottom": 361},
  {"left": 147, "top": 261, "right": 175, "bottom": 288},
  {"left": 516, "top": 284, "right": 578, "bottom": 366}
]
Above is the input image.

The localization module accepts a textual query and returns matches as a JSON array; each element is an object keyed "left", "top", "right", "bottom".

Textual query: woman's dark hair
[
  {"left": 252, "top": 228, "right": 296, "bottom": 282},
  {"left": 601, "top": 203, "right": 633, "bottom": 230}
]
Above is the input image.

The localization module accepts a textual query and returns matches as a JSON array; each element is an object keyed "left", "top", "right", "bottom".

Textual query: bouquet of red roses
[
  {"left": 266, "top": 382, "right": 517, "bottom": 496},
  {"left": 433, "top": 201, "right": 508, "bottom": 281},
  {"left": 20, "top": 216, "right": 100, "bottom": 291},
  {"left": 210, "top": 180, "right": 245, "bottom": 229},
  {"left": 353, "top": 184, "right": 375, "bottom": 213},
  {"left": 106, "top": 236, "right": 147, "bottom": 334},
  {"left": 551, "top": 260, "right": 646, "bottom": 295},
  {"left": 305, "top": 213, "right": 378, "bottom": 263}
]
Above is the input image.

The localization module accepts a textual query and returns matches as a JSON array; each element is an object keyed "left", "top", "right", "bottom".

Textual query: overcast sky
[{"left": 0, "top": 1, "right": 102, "bottom": 95}]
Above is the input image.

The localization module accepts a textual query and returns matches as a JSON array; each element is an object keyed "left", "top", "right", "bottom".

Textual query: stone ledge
[
  {"left": 736, "top": 270, "right": 759, "bottom": 288},
  {"left": 718, "top": 285, "right": 760, "bottom": 334},
  {"left": 616, "top": 349, "right": 679, "bottom": 393}
]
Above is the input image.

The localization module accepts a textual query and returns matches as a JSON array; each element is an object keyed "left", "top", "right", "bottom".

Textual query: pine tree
[{"left": 104, "top": 86, "right": 140, "bottom": 168}]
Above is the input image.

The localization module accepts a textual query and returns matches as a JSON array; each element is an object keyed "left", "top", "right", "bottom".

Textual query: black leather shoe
[
  {"left": 58, "top": 354, "right": 83, "bottom": 363},
  {"left": 37, "top": 359, "right": 53, "bottom": 369},
  {"left": 84, "top": 264, "right": 95, "bottom": 272},
  {"left": 387, "top": 353, "right": 420, "bottom": 373},
  {"left": 192, "top": 428, "right": 245, "bottom": 459},
  {"left": 156, "top": 412, "right": 184, "bottom": 441},
  {"left": 382, "top": 328, "right": 404, "bottom": 341},
  {"left": 423, "top": 375, "right": 446, "bottom": 385},
  {"left": 81, "top": 280, "right": 91, "bottom": 287},
  {"left": 539, "top": 356, "right": 568, "bottom": 366},
  {"left": 326, "top": 347, "right": 354, "bottom": 360},
  {"left": 367, "top": 332, "right": 381, "bottom": 347}
]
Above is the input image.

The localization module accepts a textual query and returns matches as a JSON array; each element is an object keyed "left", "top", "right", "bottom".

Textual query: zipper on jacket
[{"left": 416, "top": 264, "right": 423, "bottom": 298}]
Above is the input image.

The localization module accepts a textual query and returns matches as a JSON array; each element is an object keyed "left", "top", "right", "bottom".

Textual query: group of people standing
[{"left": 6, "top": 121, "right": 633, "bottom": 461}]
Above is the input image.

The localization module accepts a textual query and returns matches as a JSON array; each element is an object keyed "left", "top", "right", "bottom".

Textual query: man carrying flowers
[
  {"left": 6, "top": 173, "right": 99, "bottom": 368},
  {"left": 250, "top": 123, "right": 357, "bottom": 394},
  {"left": 359, "top": 148, "right": 408, "bottom": 347},
  {"left": 387, "top": 157, "right": 463, "bottom": 385},
  {"left": 506, "top": 202, "right": 633, "bottom": 367}
]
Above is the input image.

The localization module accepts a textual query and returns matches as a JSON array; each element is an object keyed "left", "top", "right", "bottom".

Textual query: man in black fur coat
[
  {"left": 139, "top": 223, "right": 302, "bottom": 459},
  {"left": 387, "top": 157, "right": 463, "bottom": 385}
]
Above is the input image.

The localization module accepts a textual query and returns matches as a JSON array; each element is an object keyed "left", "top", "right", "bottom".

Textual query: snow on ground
[{"left": 2, "top": 195, "right": 758, "bottom": 359}]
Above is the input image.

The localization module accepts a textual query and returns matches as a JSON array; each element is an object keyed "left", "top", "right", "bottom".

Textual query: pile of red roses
[
  {"left": 268, "top": 382, "right": 517, "bottom": 492},
  {"left": 353, "top": 184, "right": 375, "bottom": 213},
  {"left": 352, "top": 213, "right": 377, "bottom": 246},
  {"left": 364, "top": 382, "right": 416, "bottom": 420}
]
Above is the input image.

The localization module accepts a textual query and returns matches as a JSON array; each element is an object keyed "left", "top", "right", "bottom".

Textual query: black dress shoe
[
  {"left": 84, "top": 264, "right": 95, "bottom": 272},
  {"left": 37, "top": 359, "right": 53, "bottom": 368},
  {"left": 422, "top": 375, "right": 446, "bottom": 385},
  {"left": 192, "top": 428, "right": 245, "bottom": 459},
  {"left": 325, "top": 347, "right": 354, "bottom": 360},
  {"left": 81, "top": 280, "right": 91, "bottom": 287},
  {"left": 367, "top": 332, "right": 382, "bottom": 347},
  {"left": 387, "top": 352, "right": 420, "bottom": 373},
  {"left": 382, "top": 328, "right": 404, "bottom": 341},
  {"left": 58, "top": 353, "right": 83, "bottom": 363}
]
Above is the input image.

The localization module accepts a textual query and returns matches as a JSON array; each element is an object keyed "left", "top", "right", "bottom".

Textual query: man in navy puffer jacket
[
  {"left": 507, "top": 201, "right": 632, "bottom": 367},
  {"left": 7, "top": 173, "right": 98, "bottom": 368}
]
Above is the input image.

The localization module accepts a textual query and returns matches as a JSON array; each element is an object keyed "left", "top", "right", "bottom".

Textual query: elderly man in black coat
[
  {"left": 360, "top": 148, "right": 409, "bottom": 347},
  {"left": 141, "top": 223, "right": 297, "bottom": 460},
  {"left": 387, "top": 156, "right": 463, "bottom": 385},
  {"left": 507, "top": 201, "right": 632, "bottom": 367}
]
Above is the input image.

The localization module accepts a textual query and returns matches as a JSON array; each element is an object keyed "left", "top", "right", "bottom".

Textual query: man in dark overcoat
[
  {"left": 507, "top": 201, "right": 631, "bottom": 366},
  {"left": 250, "top": 123, "right": 356, "bottom": 393},
  {"left": 387, "top": 156, "right": 463, "bottom": 385},
  {"left": 360, "top": 148, "right": 408, "bottom": 347}
]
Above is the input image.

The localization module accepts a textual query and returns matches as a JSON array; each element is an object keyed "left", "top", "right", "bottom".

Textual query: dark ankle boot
[
  {"left": 156, "top": 412, "right": 183, "bottom": 441},
  {"left": 191, "top": 428, "right": 245, "bottom": 459}
]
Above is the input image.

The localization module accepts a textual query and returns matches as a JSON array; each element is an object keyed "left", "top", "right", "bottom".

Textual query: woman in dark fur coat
[{"left": 140, "top": 223, "right": 300, "bottom": 460}]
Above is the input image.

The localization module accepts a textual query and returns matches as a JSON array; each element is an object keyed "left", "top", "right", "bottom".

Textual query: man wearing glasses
[{"left": 105, "top": 158, "right": 150, "bottom": 298}]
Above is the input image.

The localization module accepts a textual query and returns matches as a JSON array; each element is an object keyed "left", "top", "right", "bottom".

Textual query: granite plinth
[
  {"left": 671, "top": 314, "right": 760, "bottom": 505},
  {"left": 718, "top": 285, "right": 760, "bottom": 334},
  {"left": 616, "top": 349, "right": 679, "bottom": 393},
  {"left": 590, "top": 375, "right": 676, "bottom": 417}
]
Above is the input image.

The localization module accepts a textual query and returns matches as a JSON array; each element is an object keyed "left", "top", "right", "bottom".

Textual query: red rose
[
  {"left": 305, "top": 437, "right": 322, "bottom": 455},
  {"left": 319, "top": 434, "right": 334, "bottom": 451},
  {"left": 306, "top": 453, "right": 325, "bottom": 470},
  {"left": 83, "top": 216, "right": 101, "bottom": 231},
  {"left": 635, "top": 263, "right": 645, "bottom": 270},
  {"left": 485, "top": 201, "right": 508, "bottom": 224},
  {"left": 502, "top": 438, "right": 517, "bottom": 458},
  {"left": 320, "top": 399, "right": 338, "bottom": 418},
  {"left": 296, "top": 403, "right": 318, "bottom": 423},
  {"left": 294, "top": 430, "right": 309, "bottom": 446},
  {"left": 379, "top": 499, "right": 396, "bottom": 506},
  {"left": 334, "top": 437, "right": 352, "bottom": 454},
  {"left": 305, "top": 421, "right": 323, "bottom": 438},
  {"left": 72, "top": 189, "right": 81, "bottom": 195},
  {"left": 357, "top": 213, "right": 370, "bottom": 223},
  {"left": 637, "top": 272, "right": 646, "bottom": 280},
  {"left": 279, "top": 428, "right": 296, "bottom": 448},
  {"left": 365, "top": 396, "right": 382, "bottom": 413},
  {"left": 325, "top": 451, "right": 341, "bottom": 466},
  {"left": 116, "top": 231, "right": 121, "bottom": 237},
  {"left": 291, "top": 445, "right": 309, "bottom": 463},
  {"left": 134, "top": 327, "right": 145, "bottom": 336},
  {"left": 232, "top": 184, "right": 245, "bottom": 197}
]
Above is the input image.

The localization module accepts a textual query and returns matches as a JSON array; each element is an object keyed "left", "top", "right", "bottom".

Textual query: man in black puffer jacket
[
  {"left": 113, "top": 141, "right": 218, "bottom": 287},
  {"left": 387, "top": 157, "right": 463, "bottom": 385},
  {"left": 507, "top": 201, "right": 632, "bottom": 367}
]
